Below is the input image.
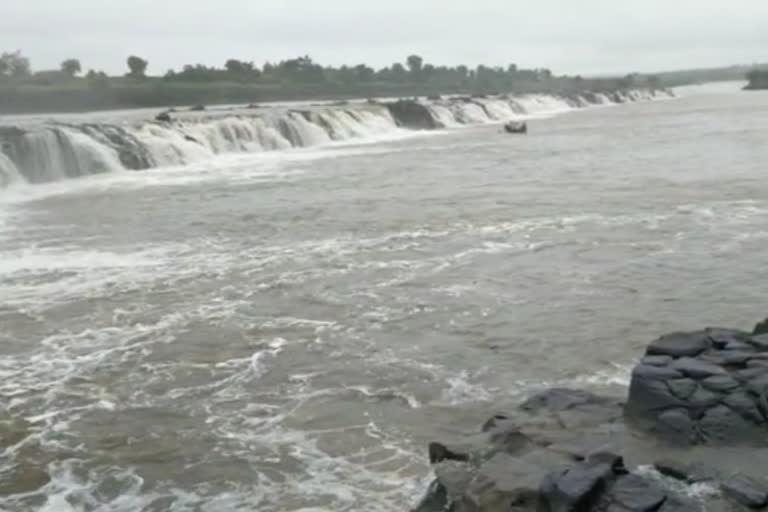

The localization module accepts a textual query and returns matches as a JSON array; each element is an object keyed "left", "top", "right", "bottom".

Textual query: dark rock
[
  {"left": 707, "top": 328, "right": 750, "bottom": 349},
  {"left": 386, "top": 100, "right": 440, "bottom": 129},
  {"left": 654, "top": 459, "right": 689, "bottom": 481},
  {"left": 687, "top": 386, "right": 723, "bottom": 409},
  {"left": 725, "top": 341, "right": 754, "bottom": 352},
  {"left": 633, "top": 364, "right": 684, "bottom": 380},
  {"left": 481, "top": 414, "right": 509, "bottom": 432},
  {"left": 700, "top": 375, "right": 740, "bottom": 393},
  {"left": 753, "top": 318, "right": 768, "bottom": 336},
  {"left": 429, "top": 442, "right": 470, "bottom": 464},
  {"left": 666, "top": 379, "right": 697, "bottom": 400},
  {"left": 723, "top": 391, "right": 765, "bottom": 424},
  {"left": 587, "top": 451, "right": 627, "bottom": 474},
  {"left": 464, "top": 450, "right": 569, "bottom": 511},
  {"left": 750, "top": 334, "right": 768, "bottom": 350},
  {"left": 642, "top": 356, "right": 673, "bottom": 367},
  {"left": 539, "top": 460, "right": 614, "bottom": 512},
  {"left": 412, "top": 479, "right": 448, "bottom": 512},
  {"left": 155, "top": 111, "right": 172, "bottom": 122},
  {"left": 735, "top": 367, "right": 768, "bottom": 382},
  {"left": 484, "top": 418, "right": 534, "bottom": 457},
  {"left": 717, "top": 351, "right": 755, "bottom": 366},
  {"left": 547, "top": 434, "right": 618, "bottom": 462},
  {"left": 604, "top": 474, "right": 667, "bottom": 512},
  {"left": 685, "top": 463, "right": 719, "bottom": 483},
  {"left": 656, "top": 494, "right": 701, "bottom": 512},
  {"left": 698, "top": 405, "right": 764, "bottom": 444},
  {"left": 721, "top": 473, "right": 768, "bottom": 508},
  {"left": 647, "top": 332, "right": 710, "bottom": 358},
  {"left": 184, "top": 134, "right": 200, "bottom": 144},
  {"left": 655, "top": 409, "right": 694, "bottom": 444},
  {"left": 745, "top": 374, "right": 768, "bottom": 395},
  {"left": 671, "top": 357, "right": 726, "bottom": 379},
  {"left": 626, "top": 366, "right": 686, "bottom": 421},
  {"left": 654, "top": 460, "right": 719, "bottom": 484},
  {"left": 189, "top": 104, "right": 206, "bottom": 111},
  {"left": 520, "top": 388, "right": 621, "bottom": 413}
]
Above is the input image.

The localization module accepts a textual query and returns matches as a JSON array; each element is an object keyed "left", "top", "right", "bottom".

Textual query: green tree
[
  {"left": 126, "top": 55, "right": 148, "bottom": 78},
  {"left": 0, "top": 51, "right": 31, "bottom": 78},
  {"left": 225, "top": 59, "right": 254, "bottom": 74},
  {"left": 86, "top": 69, "right": 109, "bottom": 89},
  {"left": 61, "top": 58, "right": 82, "bottom": 76},
  {"left": 406, "top": 54, "right": 423, "bottom": 74}
]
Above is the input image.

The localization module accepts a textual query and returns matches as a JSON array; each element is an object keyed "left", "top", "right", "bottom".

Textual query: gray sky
[{"left": 2, "top": 0, "right": 767, "bottom": 75}]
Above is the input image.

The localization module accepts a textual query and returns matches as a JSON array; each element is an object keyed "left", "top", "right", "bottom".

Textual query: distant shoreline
[{"left": 0, "top": 80, "right": 646, "bottom": 116}]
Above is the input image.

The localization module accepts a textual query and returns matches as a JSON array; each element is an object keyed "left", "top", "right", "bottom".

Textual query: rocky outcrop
[
  {"left": 155, "top": 111, "right": 172, "bottom": 123},
  {"left": 385, "top": 100, "right": 440, "bottom": 129},
  {"left": 412, "top": 387, "right": 752, "bottom": 512},
  {"left": 625, "top": 325, "right": 768, "bottom": 445},
  {"left": 413, "top": 318, "right": 768, "bottom": 512}
]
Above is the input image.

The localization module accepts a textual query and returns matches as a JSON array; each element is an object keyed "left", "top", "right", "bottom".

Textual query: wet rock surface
[
  {"left": 414, "top": 318, "right": 768, "bottom": 511},
  {"left": 626, "top": 324, "right": 768, "bottom": 445}
]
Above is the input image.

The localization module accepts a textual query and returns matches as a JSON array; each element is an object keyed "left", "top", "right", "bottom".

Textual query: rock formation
[
  {"left": 626, "top": 324, "right": 768, "bottom": 445},
  {"left": 413, "top": 318, "right": 768, "bottom": 512}
]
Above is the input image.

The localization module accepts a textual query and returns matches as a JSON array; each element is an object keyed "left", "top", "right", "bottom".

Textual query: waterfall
[
  {"left": 0, "top": 88, "right": 674, "bottom": 188},
  {"left": 0, "top": 153, "right": 23, "bottom": 187}
]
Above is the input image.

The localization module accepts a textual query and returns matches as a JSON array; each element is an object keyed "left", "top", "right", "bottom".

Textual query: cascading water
[
  {"left": 0, "top": 88, "right": 674, "bottom": 188},
  {"left": 0, "top": 152, "right": 23, "bottom": 187}
]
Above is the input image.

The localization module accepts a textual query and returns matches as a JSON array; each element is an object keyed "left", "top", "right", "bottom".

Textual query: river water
[{"left": 1, "top": 82, "right": 767, "bottom": 511}]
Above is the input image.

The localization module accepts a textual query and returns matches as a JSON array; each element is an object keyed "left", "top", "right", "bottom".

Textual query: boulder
[
  {"left": 646, "top": 332, "right": 710, "bottom": 358},
  {"left": 671, "top": 357, "right": 726, "bottom": 378},
  {"left": 155, "top": 111, "right": 172, "bottom": 122},
  {"left": 539, "top": 457, "right": 618, "bottom": 512},
  {"left": 653, "top": 459, "right": 689, "bottom": 481},
  {"left": 463, "top": 450, "right": 568, "bottom": 511},
  {"left": 603, "top": 474, "right": 667, "bottom": 512},
  {"left": 750, "top": 334, "right": 768, "bottom": 350},
  {"left": 626, "top": 324, "right": 768, "bottom": 445},
  {"left": 753, "top": 318, "right": 768, "bottom": 336},
  {"left": 721, "top": 474, "right": 768, "bottom": 508}
]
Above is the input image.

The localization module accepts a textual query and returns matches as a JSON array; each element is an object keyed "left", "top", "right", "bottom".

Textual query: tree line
[
  {"left": 745, "top": 68, "right": 768, "bottom": 89},
  {"left": 1, "top": 49, "right": 632, "bottom": 92}
]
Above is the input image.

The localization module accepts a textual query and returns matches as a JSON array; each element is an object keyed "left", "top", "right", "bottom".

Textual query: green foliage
[
  {"left": 0, "top": 51, "right": 31, "bottom": 78},
  {"left": 745, "top": 68, "right": 768, "bottom": 90},
  {"left": 126, "top": 55, "right": 148, "bottom": 78},
  {"left": 406, "top": 55, "right": 423, "bottom": 74},
  {"left": 61, "top": 58, "right": 82, "bottom": 76},
  {"left": 0, "top": 50, "right": 678, "bottom": 114}
]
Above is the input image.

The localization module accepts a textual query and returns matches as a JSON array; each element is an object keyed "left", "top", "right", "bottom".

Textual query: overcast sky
[{"left": 2, "top": 0, "right": 767, "bottom": 76}]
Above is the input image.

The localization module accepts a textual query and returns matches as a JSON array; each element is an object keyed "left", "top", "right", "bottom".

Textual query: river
[{"left": 1, "top": 81, "right": 766, "bottom": 511}]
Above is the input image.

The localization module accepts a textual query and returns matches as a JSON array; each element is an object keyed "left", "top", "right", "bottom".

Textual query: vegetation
[
  {"left": 60, "top": 58, "right": 81, "bottom": 77},
  {"left": 745, "top": 68, "right": 768, "bottom": 90},
  {"left": 0, "top": 50, "right": 693, "bottom": 114}
]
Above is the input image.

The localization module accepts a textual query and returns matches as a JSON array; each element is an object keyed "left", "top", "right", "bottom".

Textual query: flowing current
[
  {"left": 1, "top": 82, "right": 766, "bottom": 510},
  {"left": 0, "top": 89, "right": 667, "bottom": 186}
]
